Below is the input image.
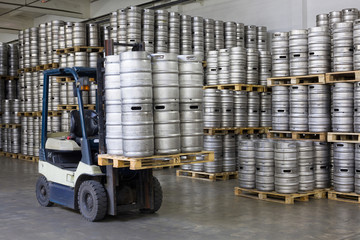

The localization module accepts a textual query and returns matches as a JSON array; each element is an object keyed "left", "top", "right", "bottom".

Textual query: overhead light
[{"left": 41, "top": 0, "right": 49, "bottom": 3}]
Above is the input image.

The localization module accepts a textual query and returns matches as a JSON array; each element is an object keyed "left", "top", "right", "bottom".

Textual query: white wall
[
  {"left": 33, "top": 15, "right": 84, "bottom": 26},
  {"left": 0, "top": 33, "right": 18, "bottom": 43},
  {"left": 91, "top": 0, "right": 148, "bottom": 18}
]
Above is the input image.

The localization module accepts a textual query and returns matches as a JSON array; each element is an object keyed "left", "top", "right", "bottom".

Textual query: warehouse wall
[{"left": 90, "top": 0, "right": 360, "bottom": 32}]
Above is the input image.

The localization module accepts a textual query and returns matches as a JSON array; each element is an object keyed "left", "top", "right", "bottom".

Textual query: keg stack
[
  {"left": 126, "top": 6, "right": 142, "bottom": 51},
  {"left": 178, "top": 55, "right": 204, "bottom": 154},
  {"left": 238, "top": 140, "right": 256, "bottom": 189},
  {"left": 308, "top": 85, "right": 331, "bottom": 132},
  {"left": 247, "top": 92, "right": 260, "bottom": 127},
  {"left": 105, "top": 55, "right": 122, "bottom": 155},
  {"left": 246, "top": 48, "right": 259, "bottom": 84},
  {"left": 255, "top": 139, "right": 275, "bottom": 191},
  {"left": 236, "top": 23, "right": 245, "bottom": 47},
  {"left": 193, "top": 17, "right": 205, "bottom": 60},
  {"left": 308, "top": 26, "right": 331, "bottom": 74},
  {"left": 289, "top": 85, "right": 308, "bottom": 131},
  {"left": 245, "top": 25, "right": 257, "bottom": 50},
  {"left": 120, "top": 51, "right": 154, "bottom": 157},
  {"left": 297, "top": 141, "right": 315, "bottom": 191},
  {"left": 289, "top": 29, "right": 308, "bottom": 76},
  {"left": 329, "top": 11, "right": 342, "bottom": 72},
  {"left": 220, "top": 90, "right": 234, "bottom": 127},
  {"left": 214, "top": 20, "right": 224, "bottom": 50},
  {"left": 332, "top": 22, "right": 353, "bottom": 72},
  {"left": 180, "top": 15, "right": 192, "bottom": 55},
  {"left": 205, "top": 50, "right": 218, "bottom": 85},
  {"left": 314, "top": 142, "right": 331, "bottom": 188},
  {"left": 168, "top": 12, "right": 180, "bottom": 54},
  {"left": 230, "top": 47, "right": 246, "bottom": 84},
  {"left": 152, "top": 53, "right": 181, "bottom": 155},
  {"left": 316, "top": 14, "right": 329, "bottom": 27},
  {"left": 203, "top": 88, "right": 221, "bottom": 128},
  {"left": 271, "top": 32, "right": 289, "bottom": 77},
  {"left": 256, "top": 26, "right": 268, "bottom": 51},
  {"left": 331, "top": 83, "right": 354, "bottom": 132},
  {"left": 259, "top": 50, "right": 272, "bottom": 86},
  {"left": 354, "top": 20, "right": 360, "bottom": 70},
  {"left": 225, "top": 21, "right": 237, "bottom": 49},
  {"left": 110, "top": 11, "right": 119, "bottom": 54},
  {"left": 218, "top": 49, "right": 230, "bottom": 85},
  {"left": 204, "top": 18, "right": 215, "bottom": 53},
  {"left": 142, "top": 9, "right": 155, "bottom": 53},
  {"left": 272, "top": 86, "right": 289, "bottom": 131},
  {"left": 155, "top": 10, "right": 169, "bottom": 53},
  {"left": 260, "top": 92, "right": 272, "bottom": 127},
  {"left": 333, "top": 142, "right": 355, "bottom": 193},
  {"left": 275, "top": 141, "right": 299, "bottom": 193},
  {"left": 234, "top": 91, "right": 247, "bottom": 127},
  {"left": 223, "top": 134, "right": 236, "bottom": 172}
]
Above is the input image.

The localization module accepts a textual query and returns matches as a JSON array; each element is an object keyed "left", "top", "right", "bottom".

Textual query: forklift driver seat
[{"left": 70, "top": 110, "right": 99, "bottom": 145}]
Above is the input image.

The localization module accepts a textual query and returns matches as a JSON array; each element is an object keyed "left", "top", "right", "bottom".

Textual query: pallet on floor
[
  {"left": 17, "top": 154, "right": 38, "bottom": 162},
  {"left": 57, "top": 104, "right": 96, "bottom": 111},
  {"left": 327, "top": 132, "right": 360, "bottom": 143},
  {"left": 98, "top": 151, "right": 214, "bottom": 170},
  {"left": 234, "top": 187, "right": 326, "bottom": 204},
  {"left": 4, "top": 152, "right": 18, "bottom": 159},
  {"left": 177, "top": 170, "right": 238, "bottom": 182},
  {"left": 0, "top": 75, "right": 19, "bottom": 81},
  {"left": 56, "top": 46, "right": 104, "bottom": 54},
  {"left": 328, "top": 190, "right": 360, "bottom": 203},
  {"left": 325, "top": 70, "right": 360, "bottom": 83},
  {"left": 267, "top": 74, "right": 326, "bottom": 87},
  {"left": 203, "top": 84, "right": 266, "bottom": 92},
  {"left": 267, "top": 131, "right": 327, "bottom": 141}
]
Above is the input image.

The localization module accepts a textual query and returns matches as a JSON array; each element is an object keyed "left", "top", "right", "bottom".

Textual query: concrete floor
[{"left": 1, "top": 157, "right": 360, "bottom": 240}]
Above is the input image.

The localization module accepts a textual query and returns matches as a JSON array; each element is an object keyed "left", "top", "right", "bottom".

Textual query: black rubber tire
[
  {"left": 78, "top": 180, "right": 107, "bottom": 222},
  {"left": 140, "top": 176, "right": 163, "bottom": 214},
  {"left": 36, "top": 175, "right": 53, "bottom": 207}
]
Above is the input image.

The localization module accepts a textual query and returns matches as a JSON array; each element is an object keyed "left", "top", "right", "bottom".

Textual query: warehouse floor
[{"left": 1, "top": 157, "right": 360, "bottom": 240}]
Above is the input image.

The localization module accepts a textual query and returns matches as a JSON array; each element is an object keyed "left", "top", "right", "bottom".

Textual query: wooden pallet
[
  {"left": 18, "top": 67, "right": 34, "bottom": 73},
  {"left": 98, "top": 151, "right": 214, "bottom": 170},
  {"left": 204, "top": 127, "right": 271, "bottom": 135},
  {"left": 267, "top": 131, "right": 327, "bottom": 142},
  {"left": 0, "top": 75, "right": 19, "bottom": 81},
  {"left": 267, "top": 74, "right": 326, "bottom": 87},
  {"left": 57, "top": 104, "right": 96, "bottom": 110},
  {"left": 203, "top": 84, "right": 266, "bottom": 92},
  {"left": 56, "top": 46, "right": 104, "bottom": 54},
  {"left": 237, "top": 127, "right": 271, "bottom": 135},
  {"left": 204, "top": 128, "right": 237, "bottom": 135},
  {"left": 0, "top": 124, "right": 21, "bottom": 129},
  {"left": 17, "top": 154, "right": 37, "bottom": 162},
  {"left": 176, "top": 170, "right": 238, "bottom": 182},
  {"left": 327, "top": 132, "right": 360, "bottom": 143},
  {"left": 234, "top": 187, "right": 326, "bottom": 204},
  {"left": 4, "top": 152, "right": 19, "bottom": 159},
  {"left": 17, "top": 112, "right": 37, "bottom": 117},
  {"left": 328, "top": 190, "right": 360, "bottom": 203},
  {"left": 326, "top": 71, "right": 360, "bottom": 83},
  {"left": 36, "top": 62, "right": 59, "bottom": 71}
]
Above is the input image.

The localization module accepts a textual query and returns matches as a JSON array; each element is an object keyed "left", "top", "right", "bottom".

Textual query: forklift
[{"left": 35, "top": 43, "right": 162, "bottom": 222}]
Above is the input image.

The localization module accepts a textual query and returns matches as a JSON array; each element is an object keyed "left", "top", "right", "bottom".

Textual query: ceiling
[{"left": 0, "top": 0, "right": 90, "bottom": 34}]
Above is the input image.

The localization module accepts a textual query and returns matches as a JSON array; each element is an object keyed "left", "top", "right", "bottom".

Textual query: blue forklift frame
[{"left": 39, "top": 67, "right": 97, "bottom": 165}]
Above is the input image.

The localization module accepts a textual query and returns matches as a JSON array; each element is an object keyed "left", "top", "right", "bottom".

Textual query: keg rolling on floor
[{"left": 35, "top": 43, "right": 164, "bottom": 222}]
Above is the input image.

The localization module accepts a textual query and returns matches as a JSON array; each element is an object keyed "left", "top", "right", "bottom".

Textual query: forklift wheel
[
  {"left": 140, "top": 176, "right": 163, "bottom": 214},
  {"left": 36, "top": 176, "right": 53, "bottom": 207},
  {"left": 78, "top": 180, "right": 107, "bottom": 222}
]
